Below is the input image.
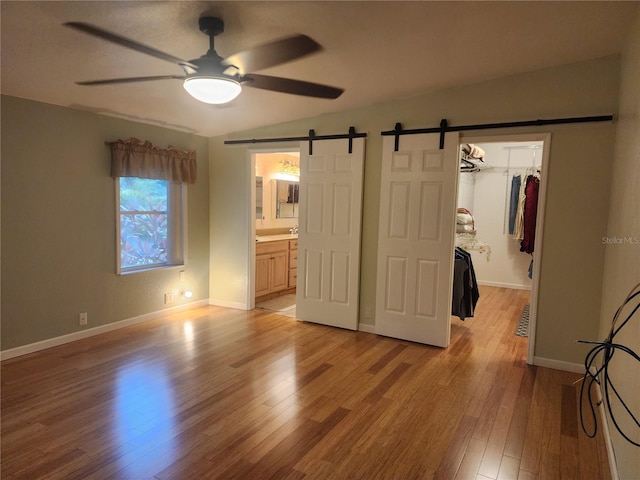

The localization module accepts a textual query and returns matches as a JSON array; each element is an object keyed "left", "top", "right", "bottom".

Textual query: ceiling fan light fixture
[{"left": 183, "top": 76, "right": 242, "bottom": 104}]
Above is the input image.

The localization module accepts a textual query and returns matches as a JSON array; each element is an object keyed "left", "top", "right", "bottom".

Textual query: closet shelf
[{"left": 455, "top": 234, "right": 492, "bottom": 261}]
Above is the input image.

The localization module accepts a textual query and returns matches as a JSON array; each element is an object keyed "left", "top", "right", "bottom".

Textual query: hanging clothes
[
  {"left": 520, "top": 175, "right": 540, "bottom": 254},
  {"left": 287, "top": 183, "right": 299, "bottom": 203},
  {"left": 452, "top": 247, "right": 480, "bottom": 320},
  {"left": 508, "top": 174, "right": 521, "bottom": 235},
  {"left": 512, "top": 173, "right": 527, "bottom": 240}
]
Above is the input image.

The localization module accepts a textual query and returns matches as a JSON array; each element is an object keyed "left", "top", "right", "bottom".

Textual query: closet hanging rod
[
  {"left": 382, "top": 115, "right": 614, "bottom": 150},
  {"left": 502, "top": 145, "right": 543, "bottom": 150}
]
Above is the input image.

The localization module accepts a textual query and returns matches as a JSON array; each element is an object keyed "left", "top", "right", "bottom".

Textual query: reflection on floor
[
  {"left": 256, "top": 293, "right": 296, "bottom": 317},
  {"left": 279, "top": 307, "right": 296, "bottom": 318},
  {"left": 1, "top": 286, "right": 611, "bottom": 480}
]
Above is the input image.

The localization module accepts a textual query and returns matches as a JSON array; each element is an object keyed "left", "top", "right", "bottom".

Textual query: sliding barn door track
[{"left": 382, "top": 115, "right": 614, "bottom": 151}]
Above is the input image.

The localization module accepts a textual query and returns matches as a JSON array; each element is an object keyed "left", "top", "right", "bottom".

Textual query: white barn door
[
  {"left": 296, "top": 138, "right": 365, "bottom": 330},
  {"left": 375, "top": 132, "right": 459, "bottom": 347}
]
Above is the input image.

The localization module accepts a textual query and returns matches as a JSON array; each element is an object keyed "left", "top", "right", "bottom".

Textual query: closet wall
[{"left": 457, "top": 141, "right": 542, "bottom": 289}]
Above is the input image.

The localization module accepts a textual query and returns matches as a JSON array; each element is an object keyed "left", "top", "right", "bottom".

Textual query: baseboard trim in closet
[{"left": 477, "top": 280, "right": 532, "bottom": 290}]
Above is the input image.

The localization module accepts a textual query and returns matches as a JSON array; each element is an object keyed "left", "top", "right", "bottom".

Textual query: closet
[{"left": 453, "top": 141, "right": 543, "bottom": 322}]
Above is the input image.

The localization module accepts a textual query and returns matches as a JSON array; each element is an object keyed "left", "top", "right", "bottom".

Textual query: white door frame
[
  {"left": 248, "top": 146, "right": 301, "bottom": 310},
  {"left": 460, "top": 132, "right": 551, "bottom": 365}
]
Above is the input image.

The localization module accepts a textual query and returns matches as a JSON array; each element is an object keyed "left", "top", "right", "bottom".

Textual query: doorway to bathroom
[
  {"left": 249, "top": 136, "right": 366, "bottom": 331},
  {"left": 252, "top": 149, "right": 301, "bottom": 315}
]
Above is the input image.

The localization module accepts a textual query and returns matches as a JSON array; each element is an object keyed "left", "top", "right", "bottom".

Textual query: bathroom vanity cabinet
[{"left": 255, "top": 238, "right": 298, "bottom": 298}]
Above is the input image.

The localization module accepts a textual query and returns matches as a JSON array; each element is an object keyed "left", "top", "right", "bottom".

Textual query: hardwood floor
[{"left": 1, "top": 286, "right": 611, "bottom": 479}]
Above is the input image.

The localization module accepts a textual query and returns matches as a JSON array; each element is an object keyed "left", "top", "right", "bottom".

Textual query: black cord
[{"left": 578, "top": 286, "right": 640, "bottom": 447}]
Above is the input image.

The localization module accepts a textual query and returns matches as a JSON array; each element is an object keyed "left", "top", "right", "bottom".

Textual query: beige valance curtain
[{"left": 108, "top": 138, "right": 197, "bottom": 184}]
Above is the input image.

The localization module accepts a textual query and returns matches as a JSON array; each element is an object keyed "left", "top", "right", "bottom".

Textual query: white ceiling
[{"left": 2, "top": 1, "right": 637, "bottom": 137}]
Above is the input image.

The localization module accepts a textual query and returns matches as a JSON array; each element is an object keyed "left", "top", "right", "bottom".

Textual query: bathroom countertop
[{"left": 256, "top": 234, "right": 298, "bottom": 242}]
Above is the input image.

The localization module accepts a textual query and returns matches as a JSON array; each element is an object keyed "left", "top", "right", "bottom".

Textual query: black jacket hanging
[{"left": 452, "top": 247, "right": 479, "bottom": 320}]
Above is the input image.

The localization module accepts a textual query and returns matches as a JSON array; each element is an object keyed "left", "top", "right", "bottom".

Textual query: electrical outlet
[
  {"left": 364, "top": 306, "right": 372, "bottom": 319},
  {"left": 79, "top": 312, "right": 88, "bottom": 326},
  {"left": 164, "top": 292, "right": 176, "bottom": 304}
]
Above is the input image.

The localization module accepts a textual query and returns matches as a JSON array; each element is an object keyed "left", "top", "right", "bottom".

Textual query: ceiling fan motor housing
[{"left": 199, "top": 17, "right": 224, "bottom": 37}]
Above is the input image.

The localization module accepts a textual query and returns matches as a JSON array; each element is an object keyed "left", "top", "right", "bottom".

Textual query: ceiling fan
[{"left": 64, "top": 16, "right": 344, "bottom": 104}]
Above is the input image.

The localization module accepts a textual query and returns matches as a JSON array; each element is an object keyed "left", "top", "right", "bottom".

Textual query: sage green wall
[
  {"left": 208, "top": 134, "right": 252, "bottom": 308},
  {"left": 1, "top": 96, "right": 210, "bottom": 351},
  {"left": 600, "top": 7, "right": 640, "bottom": 478},
  {"left": 210, "top": 55, "right": 620, "bottom": 365}
]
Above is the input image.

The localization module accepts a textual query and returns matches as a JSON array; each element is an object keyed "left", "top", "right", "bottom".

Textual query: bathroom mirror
[{"left": 274, "top": 179, "right": 299, "bottom": 219}]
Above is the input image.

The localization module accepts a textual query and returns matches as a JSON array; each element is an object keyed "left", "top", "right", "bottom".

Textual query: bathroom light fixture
[
  {"left": 279, "top": 158, "right": 300, "bottom": 176},
  {"left": 183, "top": 76, "right": 242, "bottom": 104}
]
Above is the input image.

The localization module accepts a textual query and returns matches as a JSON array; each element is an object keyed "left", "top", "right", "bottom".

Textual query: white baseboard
[
  {"left": 1, "top": 299, "right": 210, "bottom": 361},
  {"left": 209, "top": 298, "right": 249, "bottom": 310},
  {"left": 358, "top": 323, "right": 376, "bottom": 334},
  {"left": 477, "top": 280, "right": 531, "bottom": 291},
  {"left": 600, "top": 402, "right": 619, "bottom": 480},
  {"left": 588, "top": 366, "right": 619, "bottom": 480},
  {"left": 532, "top": 356, "right": 584, "bottom": 373}
]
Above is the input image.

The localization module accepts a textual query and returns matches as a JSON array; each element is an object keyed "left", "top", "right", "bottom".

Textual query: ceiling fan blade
[
  {"left": 64, "top": 22, "right": 197, "bottom": 71},
  {"left": 242, "top": 74, "right": 343, "bottom": 99},
  {"left": 76, "top": 75, "right": 184, "bottom": 86},
  {"left": 223, "top": 34, "right": 321, "bottom": 75}
]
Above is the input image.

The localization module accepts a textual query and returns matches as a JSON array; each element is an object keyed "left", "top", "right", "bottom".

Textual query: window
[{"left": 117, "top": 177, "right": 185, "bottom": 274}]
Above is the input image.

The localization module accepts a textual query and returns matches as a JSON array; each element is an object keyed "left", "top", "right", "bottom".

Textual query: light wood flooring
[{"left": 1, "top": 286, "right": 611, "bottom": 479}]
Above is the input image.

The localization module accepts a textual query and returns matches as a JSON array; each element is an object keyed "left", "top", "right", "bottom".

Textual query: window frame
[{"left": 115, "top": 178, "right": 187, "bottom": 275}]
